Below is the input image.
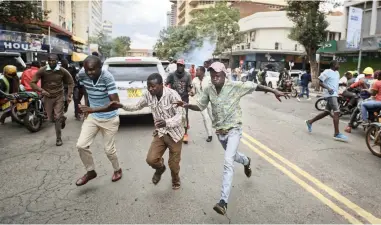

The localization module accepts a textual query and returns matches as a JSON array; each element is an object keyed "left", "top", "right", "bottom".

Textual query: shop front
[{"left": 255, "top": 53, "right": 285, "bottom": 71}]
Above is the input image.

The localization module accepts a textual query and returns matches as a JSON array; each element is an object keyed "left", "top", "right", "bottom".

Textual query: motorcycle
[
  {"left": 314, "top": 94, "right": 355, "bottom": 117},
  {"left": 364, "top": 110, "right": 381, "bottom": 157},
  {"left": 277, "top": 78, "right": 298, "bottom": 97},
  {"left": 0, "top": 90, "right": 46, "bottom": 132}
]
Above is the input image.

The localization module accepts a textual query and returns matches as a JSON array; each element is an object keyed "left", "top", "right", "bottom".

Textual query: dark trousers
[
  {"left": 299, "top": 85, "right": 309, "bottom": 98},
  {"left": 44, "top": 95, "right": 65, "bottom": 139},
  {"left": 73, "top": 87, "right": 84, "bottom": 117},
  {"left": 146, "top": 134, "right": 182, "bottom": 183}
]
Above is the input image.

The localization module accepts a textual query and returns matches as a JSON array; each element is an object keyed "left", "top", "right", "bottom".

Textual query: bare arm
[{"left": 122, "top": 95, "right": 148, "bottom": 111}]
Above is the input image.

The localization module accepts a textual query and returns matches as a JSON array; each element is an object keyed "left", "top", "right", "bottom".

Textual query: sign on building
[{"left": 346, "top": 7, "right": 363, "bottom": 49}]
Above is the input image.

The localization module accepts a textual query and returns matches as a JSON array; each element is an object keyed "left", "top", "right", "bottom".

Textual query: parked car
[{"left": 103, "top": 57, "right": 166, "bottom": 116}]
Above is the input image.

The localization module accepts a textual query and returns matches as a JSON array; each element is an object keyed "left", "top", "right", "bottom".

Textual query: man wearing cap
[
  {"left": 166, "top": 59, "right": 192, "bottom": 144},
  {"left": 173, "top": 62, "right": 288, "bottom": 215}
]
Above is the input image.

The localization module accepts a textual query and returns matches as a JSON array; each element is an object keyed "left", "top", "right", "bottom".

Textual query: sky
[{"left": 102, "top": 0, "right": 171, "bottom": 50}]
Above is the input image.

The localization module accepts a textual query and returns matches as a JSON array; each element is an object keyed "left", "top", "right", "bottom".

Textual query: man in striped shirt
[
  {"left": 110, "top": 73, "right": 184, "bottom": 190},
  {"left": 75, "top": 56, "right": 123, "bottom": 186}
]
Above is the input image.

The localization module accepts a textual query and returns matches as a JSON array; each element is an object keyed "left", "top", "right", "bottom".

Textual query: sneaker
[
  {"left": 56, "top": 138, "right": 63, "bottom": 146},
  {"left": 307, "top": 98, "right": 311, "bottom": 101},
  {"left": 213, "top": 200, "right": 228, "bottom": 215},
  {"left": 305, "top": 120, "right": 312, "bottom": 133},
  {"left": 297, "top": 97, "right": 301, "bottom": 102},
  {"left": 244, "top": 157, "right": 252, "bottom": 178},
  {"left": 333, "top": 133, "right": 349, "bottom": 142}
]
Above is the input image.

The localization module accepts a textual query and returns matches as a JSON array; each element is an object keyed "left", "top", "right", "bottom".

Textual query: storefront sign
[
  {"left": 0, "top": 30, "right": 49, "bottom": 52},
  {"left": 317, "top": 40, "right": 337, "bottom": 53},
  {"left": 346, "top": 7, "right": 363, "bottom": 49}
]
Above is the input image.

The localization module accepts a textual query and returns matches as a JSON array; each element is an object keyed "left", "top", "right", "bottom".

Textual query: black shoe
[
  {"left": 206, "top": 136, "right": 212, "bottom": 142},
  {"left": 61, "top": 116, "right": 67, "bottom": 129},
  {"left": 56, "top": 138, "right": 63, "bottom": 146},
  {"left": 244, "top": 157, "right": 252, "bottom": 178},
  {"left": 213, "top": 200, "right": 228, "bottom": 215}
]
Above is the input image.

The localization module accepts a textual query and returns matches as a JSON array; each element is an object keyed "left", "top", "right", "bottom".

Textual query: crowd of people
[{"left": 4, "top": 54, "right": 380, "bottom": 216}]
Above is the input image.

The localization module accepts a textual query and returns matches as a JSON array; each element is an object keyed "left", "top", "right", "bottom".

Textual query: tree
[
  {"left": 153, "top": 25, "right": 202, "bottom": 59},
  {"left": 190, "top": 1, "right": 241, "bottom": 65},
  {"left": 112, "top": 36, "right": 131, "bottom": 57},
  {"left": 286, "top": 0, "right": 339, "bottom": 89},
  {"left": 89, "top": 32, "right": 113, "bottom": 58},
  {"left": 0, "top": 1, "right": 50, "bottom": 24}
]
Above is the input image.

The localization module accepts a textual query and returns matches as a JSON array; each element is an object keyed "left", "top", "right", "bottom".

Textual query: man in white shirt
[{"left": 189, "top": 66, "right": 213, "bottom": 142}]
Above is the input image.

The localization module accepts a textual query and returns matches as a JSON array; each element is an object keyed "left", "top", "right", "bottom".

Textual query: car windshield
[
  {"left": 107, "top": 64, "right": 159, "bottom": 81},
  {"left": 0, "top": 56, "right": 25, "bottom": 72}
]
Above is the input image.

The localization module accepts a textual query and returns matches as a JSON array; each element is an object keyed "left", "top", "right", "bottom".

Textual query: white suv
[{"left": 103, "top": 57, "right": 166, "bottom": 116}]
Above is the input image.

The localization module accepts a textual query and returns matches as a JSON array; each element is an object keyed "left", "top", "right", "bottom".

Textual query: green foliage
[
  {"left": 0, "top": 0, "right": 50, "bottom": 24},
  {"left": 153, "top": 1, "right": 241, "bottom": 59},
  {"left": 153, "top": 25, "right": 202, "bottom": 59},
  {"left": 190, "top": 1, "right": 241, "bottom": 55},
  {"left": 89, "top": 33, "right": 131, "bottom": 58},
  {"left": 112, "top": 36, "right": 131, "bottom": 57}
]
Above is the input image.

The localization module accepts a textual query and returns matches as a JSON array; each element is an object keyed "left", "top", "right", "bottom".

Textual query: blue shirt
[
  {"left": 300, "top": 73, "right": 311, "bottom": 87},
  {"left": 77, "top": 69, "right": 118, "bottom": 119},
  {"left": 318, "top": 69, "right": 340, "bottom": 97}
]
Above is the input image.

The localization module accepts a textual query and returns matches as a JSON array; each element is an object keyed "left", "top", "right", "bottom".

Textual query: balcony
[
  {"left": 178, "top": 7, "right": 186, "bottom": 18},
  {"left": 189, "top": 0, "right": 198, "bottom": 6},
  {"left": 189, "top": 4, "right": 212, "bottom": 14},
  {"left": 178, "top": 16, "right": 186, "bottom": 26},
  {"left": 178, "top": 0, "right": 186, "bottom": 11},
  {"left": 170, "top": 0, "right": 177, "bottom": 2}
]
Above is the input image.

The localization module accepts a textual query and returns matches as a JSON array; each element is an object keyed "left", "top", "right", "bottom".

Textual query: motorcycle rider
[
  {"left": 359, "top": 70, "right": 381, "bottom": 125},
  {"left": 0, "top": 65, "right": 21, "bottom": 124},
  {"left": 344, "top": 67, "right": 375, "bottom": 133}
]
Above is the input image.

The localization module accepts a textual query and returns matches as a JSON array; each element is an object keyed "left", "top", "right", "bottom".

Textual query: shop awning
[
  {"left": 72, "top": 36, "right": 87, "bottom": 45},
  {"left": 72, "top": 52, "right": 88, "bottom": 62}
]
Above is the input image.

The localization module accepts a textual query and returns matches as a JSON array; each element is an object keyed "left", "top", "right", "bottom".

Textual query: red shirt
[
  {"left": 21, "top": 67, "right": 40, "bottom": 91},
  {"left": 372, "top": 80, "right": 381, "bottom": 101}
]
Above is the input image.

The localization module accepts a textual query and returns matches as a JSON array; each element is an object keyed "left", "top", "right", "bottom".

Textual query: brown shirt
[{"left": 31, "top": 65, "right": 74, "bottom": 98}]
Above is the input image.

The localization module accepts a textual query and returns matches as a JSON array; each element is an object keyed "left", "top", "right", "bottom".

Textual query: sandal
[
  {"left": 152, "top": 165, "right": 166, "bottom": 185},
  {"left": 172, "top": 181, "right": 181, "bottom": 190}
]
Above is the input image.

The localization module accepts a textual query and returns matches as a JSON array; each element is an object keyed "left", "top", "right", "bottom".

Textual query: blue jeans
[
  {"left": 361, "top": 100, "right": 381, "bottom": 121},
  {"left": 217, "top": 127, "right": 249, "bottom": 203},
  {"left": 298, "top": 85, "right": 309, "bottom": 98}
]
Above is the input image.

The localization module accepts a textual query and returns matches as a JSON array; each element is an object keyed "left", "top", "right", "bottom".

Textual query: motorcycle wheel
[
  {"left": 351, "top": 108, "right": 361, "bottom": 129},
  {"left": 365, "top": 124, "right": 381, "bottom": 157},
  {"left": 315, "top": 98, "right": 327, "bottom": 111},
  {"left": 10, "top": 105, "right": 24, "bottom": 125},
  {"left": 291, "top": 87, "right": 298, "bottom": 98},
  {"left": 23, "top": 107, "right": 43, "bottom": 133}
]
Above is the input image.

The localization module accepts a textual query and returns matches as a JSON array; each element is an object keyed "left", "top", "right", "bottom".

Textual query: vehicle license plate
[
  {"left": 1, "top": 102, "right": 10, "bottom": 110},
  {"left": 16, "top": 102, "right": 28, "bottom": 110},
  {"left": 127, "top": 89, "right": 143, "bottom": 98}
]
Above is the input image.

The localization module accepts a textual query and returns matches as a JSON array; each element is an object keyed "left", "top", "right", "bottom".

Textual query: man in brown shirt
[{"left": 30, "top": 54, "right": 74, "bottom": 146}]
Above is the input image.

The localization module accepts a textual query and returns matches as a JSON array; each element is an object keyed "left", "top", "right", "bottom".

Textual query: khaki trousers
[
  {"left": 76, "top": 115, "right": 120, "bottom": 172},
  {"left": 146, "top": 134, "right": 182, "bottom": 182},
  {"left": 44, "top": 95, "right": 65, "bottom": 139}
]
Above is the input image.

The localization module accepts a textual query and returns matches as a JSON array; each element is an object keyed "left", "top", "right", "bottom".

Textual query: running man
[
  {"left": 173, "top": 62, "right": 288, "bottom": 215},
  {"left": 110, "top": 73, "right": 184, "bottom": 190},
  {"left": 305, "top": 60, "right": 348, "bottom": 142},
  {"left": 189, "top": 66, "right": 213, "bottom": 142},
  {"left": 75, "top": 56, "right": 123, "bottom": 186}
]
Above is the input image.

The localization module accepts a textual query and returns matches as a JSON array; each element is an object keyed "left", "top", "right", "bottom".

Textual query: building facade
[
  {"left": 102, "top": 20, "right": 113, "bottom": 40},
  {"left": 232, "top": 11, "right": 345, "bottom": 70},
  {"left": 173, "top": 0, "right": 287, "bottom": 26},
  {"left": 167, "top": 3, "right": 177, "bottom": 27}
]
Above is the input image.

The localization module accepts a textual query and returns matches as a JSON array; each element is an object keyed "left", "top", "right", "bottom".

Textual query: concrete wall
[
  {"left": 254, "top": 28, "right": 301, "bottom": 51},
  {"left": 73, "top": 1, "right": 90, "bottom": 41}
]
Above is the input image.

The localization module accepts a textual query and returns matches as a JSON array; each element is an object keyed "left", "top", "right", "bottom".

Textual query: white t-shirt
[
  {"left": 167, "top": 63, "right": 177, "bottom": 73},
  {"left": 338, "top": 76, "right": 348, "bottom": 94}
]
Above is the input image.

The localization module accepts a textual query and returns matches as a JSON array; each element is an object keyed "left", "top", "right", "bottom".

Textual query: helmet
[
  {"left": 3, "top": 65, "right": 17, "bottom": 77},
  {"left": 363, "top": 67, "right": 374, "bottom": 75}
]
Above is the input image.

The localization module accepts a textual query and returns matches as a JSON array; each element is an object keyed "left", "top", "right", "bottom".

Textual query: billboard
[{"left": 346, "top": 7, "right": 363, "bottom": 49}]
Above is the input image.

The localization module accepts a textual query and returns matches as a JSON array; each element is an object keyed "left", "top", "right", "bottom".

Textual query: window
[
  {"left": 294, "top": 44, "right": 298, "bottom": 51},
  {"left": 0, "top": 56, "right": 25, "bottom": 73},
  {"left": 338, "top": 32, "right": 341, "bottom": 40},
  {"left": 329, "top": 32, "right": 335, "bottom": 41},
  {"left": 250, "top": 31, "right": 256, "bottom": 41},
  {"left": 275, "top": 42, "right": 279, "bottom": 50},
  {"left": 108, "top": 64, "right": 159, "bottom": 81}
]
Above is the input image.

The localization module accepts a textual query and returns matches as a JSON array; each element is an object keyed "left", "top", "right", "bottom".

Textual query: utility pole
[{"left": 356, "top": 10, "right": 365, "bottom": 73}]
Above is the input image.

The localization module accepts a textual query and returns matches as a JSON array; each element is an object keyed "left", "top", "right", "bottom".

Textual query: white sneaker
[
  {"left": 297, "top": 97, "right": 301, "bottom": 102},
  {"left": 307, "top": 98, "right": 311, "bottom": 101}
]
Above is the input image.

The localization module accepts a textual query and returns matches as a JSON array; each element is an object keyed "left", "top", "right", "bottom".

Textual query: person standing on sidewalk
[
  {"left": 173, "top": 62, "right": 288, "bottom": 215},
  {"left": 31, "top": 54, "right": 74, "bottom": 146},
  {"left": 166, "top": 59, "right": 192, "bottom": 144},
  {"left": 189, "top": 66, "right": 213, "bottom": 142},
  {"left": 297, "top": 70, "right": 312, "bottom": 101},
  {"left": 305, "top": 60, "right": 348, "bottom": 142},
  {"left": 74, "top": 56, "right": 122, "bottom": 186},
  {"left": 109, "top": 73, "right": 184, "bottom": 189}
]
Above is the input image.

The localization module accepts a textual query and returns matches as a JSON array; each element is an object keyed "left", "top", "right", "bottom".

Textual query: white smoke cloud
[{"left": 176, "top": 39, "right": 216, "bottom": 67}]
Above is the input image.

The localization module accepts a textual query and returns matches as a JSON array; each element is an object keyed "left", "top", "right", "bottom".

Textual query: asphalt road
[{"left": 1, "top": 93, "right": 381, "bottom": 224}]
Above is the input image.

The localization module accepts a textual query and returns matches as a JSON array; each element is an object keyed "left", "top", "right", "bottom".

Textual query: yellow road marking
[
  {"left": 242, "top": 132, "right": 381, "bottom": 224},
  {"left": 241, "top": 139, "right": 362, "bottom": 224}
]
